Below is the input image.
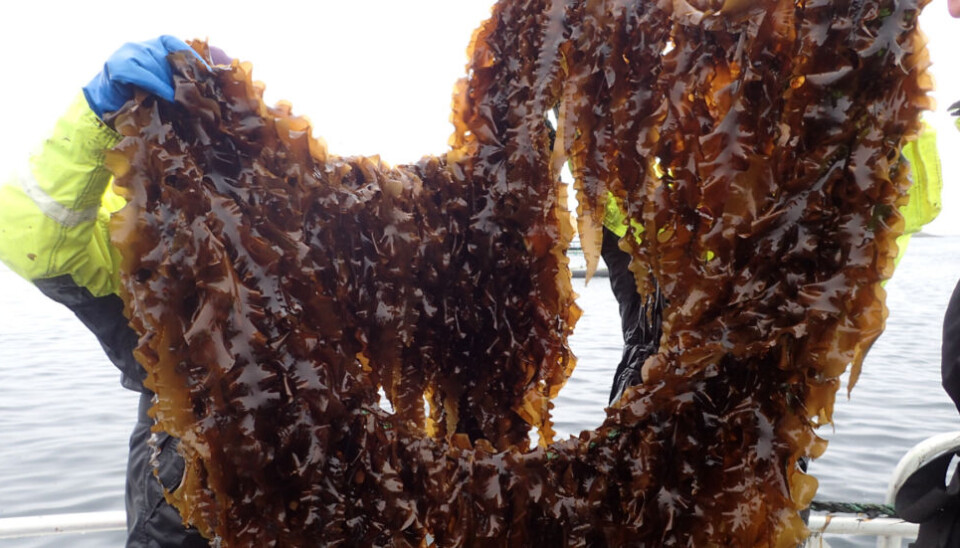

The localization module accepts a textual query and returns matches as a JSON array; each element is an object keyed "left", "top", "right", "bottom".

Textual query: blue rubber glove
[{"left": 82, "top": 35, "right": 203, "bottom": 119}]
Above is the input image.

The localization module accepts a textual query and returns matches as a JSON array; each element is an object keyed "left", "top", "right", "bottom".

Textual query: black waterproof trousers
[
  {"left": 127, "top": 394, "right": 209, "bottom": 547},
  {"left": 600, "top": 228, "right": 664, "bottom": 405}
]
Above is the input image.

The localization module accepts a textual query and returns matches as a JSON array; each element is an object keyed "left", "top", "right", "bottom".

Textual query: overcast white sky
[{"left": 1, "top": 0, "right": 957, "bottom": 232}]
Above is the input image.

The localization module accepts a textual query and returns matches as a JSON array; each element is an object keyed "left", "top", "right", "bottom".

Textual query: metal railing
[
  {"left": 804, "top": 516, "right": 918, "bottom": 547},
  {"left": 804, "top": 430, "right": 960, "bottom": 548},
  {"left": 0, "top": 510, "right": 125, "bottom": 539}
]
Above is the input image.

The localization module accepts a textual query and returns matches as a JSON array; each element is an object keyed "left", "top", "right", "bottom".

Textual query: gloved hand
[{"left": 82, "top": 35, "right": 203, "bottom": 119}]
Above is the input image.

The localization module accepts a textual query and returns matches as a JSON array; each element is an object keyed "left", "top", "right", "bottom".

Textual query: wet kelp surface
[{"left": 107, "top": 0, "right": 932, "bottom": 545}]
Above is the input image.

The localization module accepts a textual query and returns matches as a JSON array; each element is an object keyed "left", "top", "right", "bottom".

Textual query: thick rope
[{"left": 809, "top": 501, "right": 899, "bottom": 519}]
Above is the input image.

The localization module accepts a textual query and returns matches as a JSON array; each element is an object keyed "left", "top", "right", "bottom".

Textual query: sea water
[{"left": 1, "top": 236, "right": 958, "bottom": 547}]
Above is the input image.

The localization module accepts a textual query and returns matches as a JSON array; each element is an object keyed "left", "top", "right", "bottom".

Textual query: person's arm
[
  {"left": 0, "top": 94, "right": 124, "bottom": 297},
  {"left": 0, "top": 35, "right": 202, "bottom": 297},
  {"left": 0, "top": 36, "right": 202, "bottom": 390},
  {"left": 0, "top": 94, "right": 140, "bottom": 389},
  {"left": 892, "top": 122, "right": 943, "bottom": 268}
]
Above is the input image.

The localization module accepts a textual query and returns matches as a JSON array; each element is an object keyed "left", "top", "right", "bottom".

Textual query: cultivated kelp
[{"left": 106, "top": 0, "right": 932, "bottom": 545}]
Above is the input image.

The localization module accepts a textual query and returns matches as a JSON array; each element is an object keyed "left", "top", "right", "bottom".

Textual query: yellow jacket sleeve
[
  {"left": 0, "top": 93, "right": 125, "bottom": 298},
  {"left": 900, "top": 124, "right": 942, "bottom": 234},
  {"left": 894, "top": 123, "right": 943, "bottom": 265},
  {"left": 603, "top": 193, "right": 629, "bottom": 238}
]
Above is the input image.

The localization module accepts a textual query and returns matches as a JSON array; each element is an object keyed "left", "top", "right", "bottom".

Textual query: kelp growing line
[{"left": 106, "top": 0, "right": 932, "bottom": 545}]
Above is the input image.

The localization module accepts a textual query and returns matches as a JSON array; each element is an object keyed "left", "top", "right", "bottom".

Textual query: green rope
[{"left": 809, "top": 500, "right": 899, "bottom": 519}]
